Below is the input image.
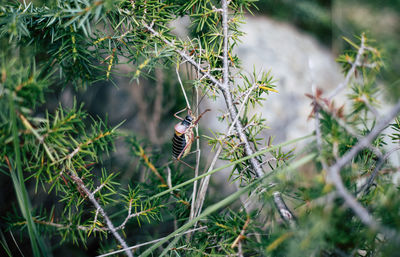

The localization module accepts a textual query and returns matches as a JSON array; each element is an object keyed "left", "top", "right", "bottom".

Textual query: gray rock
[{"left": 203, "top": 16, "right": 343, "bottom": 145}]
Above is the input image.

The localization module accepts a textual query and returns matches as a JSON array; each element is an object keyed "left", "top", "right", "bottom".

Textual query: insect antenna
[{"left": 193, "top": 85, "right": 210, "bottom": 117}]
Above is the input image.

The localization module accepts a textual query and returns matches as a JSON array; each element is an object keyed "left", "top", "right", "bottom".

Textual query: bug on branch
[{"left": 172, "top": 108, "right": 210, "bottom": 161}]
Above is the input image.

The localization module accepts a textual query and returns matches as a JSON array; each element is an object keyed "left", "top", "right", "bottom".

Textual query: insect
[{"left": 172, "top": 108, "right": 210, "bottom": 161}]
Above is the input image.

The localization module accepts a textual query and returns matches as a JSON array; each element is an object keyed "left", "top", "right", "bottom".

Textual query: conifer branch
[
  {"left": 26, "top": 203, "right": 159, "bottom": 234},
  {"left": 313, "top": 80, "right": 400, "bottom": 237},
  {"left": 220, "top": 0, "right": 264, "bottom": 178},
  {"left": 115, "top": 203, "right": 158, "bottom": 231},
  {"left": 141, "top": 22, "right": 223, "bottom": 89},
  {"left": 311, "top": 92, "right": 383, "bottom": 158},
  {"left": 3, "top": 1, "right": 399, "bottom": 255},
  {"left": 358, "top": 146, "right": 400, "bottom": 195},
  {"left": 328, "top": 34, "right": 366, "bottom": 100},
  {"left": 231, "top": 215, "right": 250, "bottom": 248},
  {"left": 194, "top": 83, "right": 259, "bottom": 218},
  {"left": 324, "top": 100, "right": 400, "bottom": 237},
  {"left": 66, "top": 169, "right": 133, "bottom": 257}
]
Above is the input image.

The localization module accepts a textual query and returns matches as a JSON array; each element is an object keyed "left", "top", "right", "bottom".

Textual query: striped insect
[{"left": 172, "top": 108, "right": 210, "bottom": 160}]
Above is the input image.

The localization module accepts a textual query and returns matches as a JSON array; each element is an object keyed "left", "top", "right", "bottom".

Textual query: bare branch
[
  {"left": 222, "top": 0, "right": 230, "bottom": 90},
  {"left": 220, "top": 0, "right": 263, "bottom": 178},
  {"left": 194, "top": 83, "right": 259, "bottom": 218},
  {"left": 273, "top": 192, "right": 296, "bottom": 228}
]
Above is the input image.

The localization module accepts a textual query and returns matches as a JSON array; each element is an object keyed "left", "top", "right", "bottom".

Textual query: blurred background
[{"left": 1, "top": 0, "right": 399, "bottom": 255}]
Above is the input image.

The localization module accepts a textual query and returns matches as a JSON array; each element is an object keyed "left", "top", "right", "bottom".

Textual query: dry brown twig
[{"left": 231, "top": 215, "right": 251, "bottom": 249}]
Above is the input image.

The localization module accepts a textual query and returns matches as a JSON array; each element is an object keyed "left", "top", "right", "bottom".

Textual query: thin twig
[
  {"left": 231, "top": 215, "right": 250, "bottom": 249},
  {"left": 360, "top": 94, "right": 380, "bottom": 117},
  {"left": 176, "top": 64, "right": 191, "bottom": 110},
  {"left": 328, "top": 34, "right": 366, "bottom": 100},
  {"left": 115, "top": 205, "right": 158, "bottom": 231},
  {"left": 358, "top": 146, "right": 400, "bottom": 195},
  {"left": 96, "top": 226, "right": 207, "bottom": 257},
  {"left": 66, "top": 170, "right": 133, "bottom": 257},
  {"left": 194, "top": 83, "right": 259, "bottom": 218},
  {"left": 92, "top": 182, "right": 106, "bottom": 196},
  {"left": 142, "top": 22, "right": 223, "bottom": 89},
  {"left": 273, "top": 192, "right": 296, "bottom": 228},
  {"left": 188, "top": 87, "right": 202, "bottom": 236},
  {"left": 327, "top": 100, "right": 400, "bottom": 237}
]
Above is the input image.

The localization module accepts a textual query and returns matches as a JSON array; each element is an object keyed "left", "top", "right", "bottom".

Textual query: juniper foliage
[{"left": 0, "top": 1, "right": 399, "bottom": 257}]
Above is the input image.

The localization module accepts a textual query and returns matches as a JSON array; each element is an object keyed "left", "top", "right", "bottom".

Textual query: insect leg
[
  {"left": 173, "top": 157, "right": 195, "bottom": 170},
  {"left": 193, "top": 109, "right": 211, "bottom": 125},
  {"left": 181, "top": 149, "right": 200, "bottom": 157},
  {"left": 177, "top": 131, "right": 194, "bottom": 160},
  {"left": 177, "top": 140, "right": 191, "bottom": 160},
  {"left": 174, "top": 107, "right": 190, "bottom": 121}
]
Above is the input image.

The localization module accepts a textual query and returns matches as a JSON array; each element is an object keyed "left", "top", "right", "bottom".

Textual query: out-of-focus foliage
[
  {"left": 255, "top": 0, "right": 400, "bottom": 101},
  {"left": 255, "top": 0, "right": 332, "bottom": 43}
]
